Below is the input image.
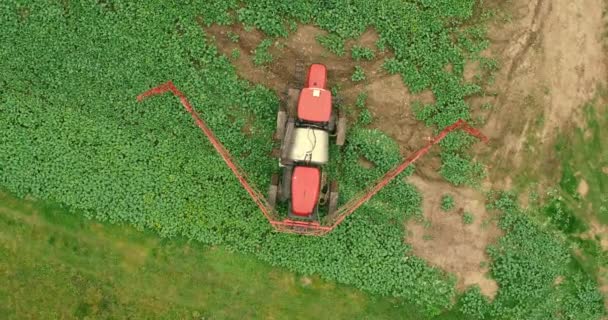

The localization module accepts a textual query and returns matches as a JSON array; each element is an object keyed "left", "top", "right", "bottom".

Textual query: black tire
[
  {"left": 280, "top": 119, "right": 296, "bottom": 162},
  {"left": 279, "top": 165, "right": 293, "bottom": 202},
  {"left": 286, "top": 88, "right": 300, "bottom": 118},
  {"left": 274, "top": 110, "right": 287, "bottom": 141},
  {"left": 328, "top": 113, "right": 336, "bottom": 134}
]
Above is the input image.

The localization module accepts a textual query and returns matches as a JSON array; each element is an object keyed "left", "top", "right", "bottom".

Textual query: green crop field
[{"left": 1, "top": 1, "right": 606, "bottom": 319}]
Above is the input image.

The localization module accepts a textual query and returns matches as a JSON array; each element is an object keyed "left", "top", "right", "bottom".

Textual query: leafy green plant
[
  {"left": 358, "top": 109, "right": 373, "bottom": 126},
  {"left": 316, "top": 34, "right": 345, "bottom": 56},
  {"left": 543, "top": 189, "right": 586, "bottom": 234},
  {"left": 230, "top": 48, "right": 240, "bottom": 60},
  {"left": 441, "top": 194, "right": 455, "bottom": 211},
  {"left": 354, "top": 92, "right": 373, "bottom": 125},
  {"left": 351, "top": 66, "right": 366, "bottom": 82},
  {"left": 459, "top": 286, "right": 490, "bottom": 319},
  {"left": 485, "top": 193, "right": 605, "bottom": 319},
  {"left": 227, "top": 31, "right": 240, "bottom": 42},
  {"left": 253, "top": 39, "right": 273, "bottom": 65},
  {"left": 463, "top": 212, "right": 474, "bottom": 225},
  {"left": 351, "top": 46, "right": 375, "bottom": 61},
  {"left": 440, "top": 152, "right": 485, "bottom": 186}
]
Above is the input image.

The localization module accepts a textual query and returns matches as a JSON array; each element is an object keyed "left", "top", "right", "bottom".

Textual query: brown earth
[
  {"left": 472, "top": 0, "right": 608, "bottom": 305},
  {"left": 405, "top": 175, "right": 502, "bottom": 298},
  {"left": 475, "top": 0, "right": 607, "bottom": 189},
  {"left": 578, "top": 179, "right": 590, "bottom": 198}
]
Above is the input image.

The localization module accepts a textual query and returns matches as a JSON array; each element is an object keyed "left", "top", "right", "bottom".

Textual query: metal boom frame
[{"left": 137, "top": 81, "right": 488, "bottom": 236}]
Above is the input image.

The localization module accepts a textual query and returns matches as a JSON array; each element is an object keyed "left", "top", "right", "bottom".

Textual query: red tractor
[{"left": 268, "top": 63, "right": 346, "bottom": 220}]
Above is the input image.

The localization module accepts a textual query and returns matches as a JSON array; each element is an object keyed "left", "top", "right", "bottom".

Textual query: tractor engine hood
[{"left": 291, "top": 166, "right": 321, "bottom": 217}]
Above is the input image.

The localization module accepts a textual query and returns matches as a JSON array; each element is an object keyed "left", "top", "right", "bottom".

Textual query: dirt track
[{"left": 480, "top": 0, "right": 607, "bottom": 187}]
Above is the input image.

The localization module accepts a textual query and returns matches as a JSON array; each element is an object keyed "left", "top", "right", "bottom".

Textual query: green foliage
[
  {"left": 463, "top": 212, "right": 474, "bottom": 225},
  {"left": 440, "top": 152, "right": 485, "bottom": 186},
  {"left": 543, "top": 190, "right": 587, "bottom": 234},
  {"left": 316, "top": 34, "right": 345, "bottom": 56},
  {"left": 230, "top": 48, "right": 240, "bottom": 60},
  {"left": 437, "top": 131, "right": 485, "bottom": 186},
  {"left": 358, "top": 109, "right": 373, "bottom": 126},
  {"left": 196, "top": 0, "right": 239, "bottom": 26},
  {"left": 440, "top": 131, "right": 477, "bottom": 153},
  {"left": 253, "top": 39, "right": 273, "bottom": 65},
  {"left": 351, "top": 45, "right": 375, "bottom": 61},
  {"left": 485, "top": 193, "right": 606, "bottom": 319},
  {"left": 354, "top": 92, "right": 373, "bottom": 126},
  {"left": 351, "top": 66, "right": 366, "bottom": 82},
  {"left": 559, "top": 162, "right": 578, "bottom": 197},
  {"left": 227, "top": 31, "right": 240, "bottom": 42},
  {"left": 3, "top": 2, "right": 604, "bottom": 319},
  {"left": 356, "top": 92, "right": 368, "bottom": 108},
  {"left": 459, "top": 286, "right": 490, "bottom": 319},
  {"left": 441, "top": 194, "right": 455, "bottom": 211},
  {"left": 0, "top": 2, "right": 457, "bottom": 316},
  {"left": 554, "top": 103, "right": 608, "bottom": 224}
]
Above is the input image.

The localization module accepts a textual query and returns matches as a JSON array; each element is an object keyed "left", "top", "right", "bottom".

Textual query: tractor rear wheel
[
  {"left": 268, "top": 174, "right": 279, "bottom": 208},
  {"left": 286, "top": 88, "right": 300, "bottom": 118},
  {"left": 335, "top": 111, "right": 347, "bottom": 146},
  {"left": 280, "top": 119, "right": 296, "bottom": 163},
  {"left": 279, "top": 165, "right": 293, "bottom": 202},
  {"left": 328, "top": 181, "right": 339, "bottom": 217},
  {"left": 328, "top": 112, "right": 336, "bottom": 134}
]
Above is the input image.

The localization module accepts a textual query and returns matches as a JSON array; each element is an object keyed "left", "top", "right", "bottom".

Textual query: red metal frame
[{"left": 137, "top": 81, "right": 488, "bottom": 236}]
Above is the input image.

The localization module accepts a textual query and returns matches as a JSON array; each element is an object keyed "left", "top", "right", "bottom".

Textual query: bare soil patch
[
  {"left": 405, "top": 175, "right": 502, "bottom": 298},
  {"left": 474, "top": 0, "right": 608, "bottom": 305},
  {"left": 577, "top": 179, "right": 590, "bottom": 198},
  {"left": 474, "top": 0, "right": 607, "bottom": 188}
]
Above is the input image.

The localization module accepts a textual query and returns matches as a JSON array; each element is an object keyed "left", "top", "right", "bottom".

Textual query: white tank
[{"left": 287, "top": 127, "right": 329, "bottom": 165}]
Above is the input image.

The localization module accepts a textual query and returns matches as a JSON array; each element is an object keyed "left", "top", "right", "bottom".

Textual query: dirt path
[
  {"left": 476, "top": 0, "right": 608, "bottom": 304},
  {"left": 477, "top": 0, "right": 607, "bottom": 187}
]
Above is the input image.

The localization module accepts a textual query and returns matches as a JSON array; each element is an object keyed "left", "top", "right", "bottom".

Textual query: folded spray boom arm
[{"left": 137, "top": 81, "right": 488, "bottom": 236}]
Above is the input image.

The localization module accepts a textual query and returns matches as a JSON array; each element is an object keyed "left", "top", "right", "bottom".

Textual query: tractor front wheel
[{"left": 279, "top": 165, "right": 293, "bottom": 202}]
